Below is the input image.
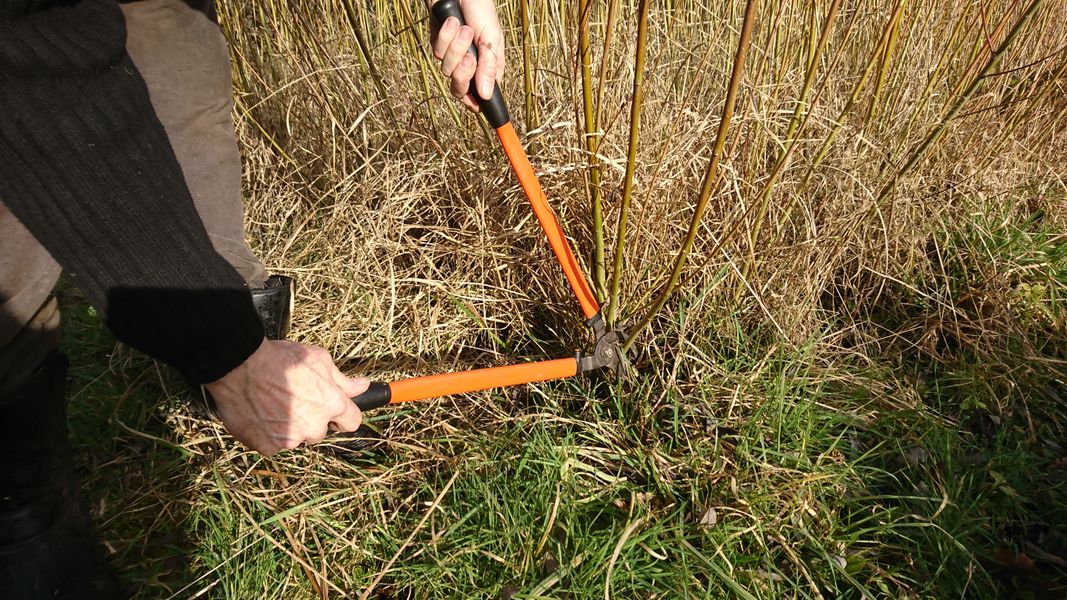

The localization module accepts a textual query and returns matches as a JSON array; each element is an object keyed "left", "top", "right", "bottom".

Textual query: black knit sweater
[{"left": 0, "top": 0, "right": 264, "bottom": 383}]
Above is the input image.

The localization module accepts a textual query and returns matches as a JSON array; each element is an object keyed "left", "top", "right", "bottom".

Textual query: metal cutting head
[{"left": 578, "top": 315, "right": 627, "bottom": 378}]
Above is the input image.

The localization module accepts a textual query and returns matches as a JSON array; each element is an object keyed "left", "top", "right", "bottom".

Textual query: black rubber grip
[
  {"left": 352, "top": 381, "right": 391, "bottom": 411},
  {"left": 431, "top": 0, "right": 511, "bottom": 128}
]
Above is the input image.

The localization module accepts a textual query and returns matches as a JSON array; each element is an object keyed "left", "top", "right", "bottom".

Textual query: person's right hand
[
  {"left": 204, "top": 338, "right": 368, "bottom": 456},
  {"left": 430, "top": 0, "right": 505, "bottom": 112}
]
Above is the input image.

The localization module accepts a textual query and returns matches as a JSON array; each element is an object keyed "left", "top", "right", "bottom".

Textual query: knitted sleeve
[{"left": 0, "top": 0, "right": 265, "bottom": 384}]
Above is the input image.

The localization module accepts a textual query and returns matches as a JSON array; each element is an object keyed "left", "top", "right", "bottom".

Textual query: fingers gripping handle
[{"left": 431, "top": 0, "right": 510, "bottom": 128}]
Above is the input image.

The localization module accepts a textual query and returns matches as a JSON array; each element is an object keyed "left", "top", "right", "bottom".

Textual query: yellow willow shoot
[
  {"left": 607, "top": 0, "right": 651, "bottom": 326},
  {"left": 877, "top": 0, "right": 1046, "bottom": 203},
  {"left": 627, "top": 0, "right": 760, "bottom": 349},
  {"left": 577, "top": 0, "right": 606, "bottom": 299}
]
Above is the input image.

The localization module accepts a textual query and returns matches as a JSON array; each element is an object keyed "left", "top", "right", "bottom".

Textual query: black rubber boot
[
  {"left": 0, "top": 352, "right": 123, "bottom": 600},
  {"left": 250, "top": 274, "right": 292, "bottom": 341}
]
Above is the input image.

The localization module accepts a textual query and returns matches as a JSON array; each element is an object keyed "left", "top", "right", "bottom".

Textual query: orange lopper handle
[
  {"left": 354, "top": 1, "right": 603, "bottom": 415},
  {"left": 430, "top": 1, "right": 600, "bottom": 320},
  {"left": 497, "top": 123, "right": 601, "bottom": 320},
  {"left": 352, "top": 357, "right": 579, "bottom": 411}
]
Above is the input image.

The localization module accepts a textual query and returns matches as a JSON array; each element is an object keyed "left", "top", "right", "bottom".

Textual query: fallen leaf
[
  {"left": 539, "top": 551, "right": 559, "bottom": 576},
  {"left": 992, "top": 548, "right": 1040, "bottom": 574},
  {"left": 699, "top": 507, "right": 717, "bottom": 528},
  {"left": 903, "top": 446, "right": 929, "bottom": 466},
  {"left": 755, "top": 569, "right": 785, "bottom": 582}
]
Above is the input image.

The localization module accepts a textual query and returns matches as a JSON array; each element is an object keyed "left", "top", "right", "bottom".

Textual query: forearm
[{"left": 0, "top": 0, "right": 263, "bottom": 383}]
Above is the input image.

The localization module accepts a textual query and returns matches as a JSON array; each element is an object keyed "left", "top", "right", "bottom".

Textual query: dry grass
[{"left": 224, "top": 1, "right": 1066, "bottom": 349}]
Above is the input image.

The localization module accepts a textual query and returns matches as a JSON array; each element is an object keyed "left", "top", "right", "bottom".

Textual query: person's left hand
[{"left": 430, "top": 0, "right": 505, "bottom": 112}]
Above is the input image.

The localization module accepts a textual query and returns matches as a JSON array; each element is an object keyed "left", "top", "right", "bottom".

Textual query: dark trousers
[{"left": 0, "top": 0, "right": 266, "bottom": 393}]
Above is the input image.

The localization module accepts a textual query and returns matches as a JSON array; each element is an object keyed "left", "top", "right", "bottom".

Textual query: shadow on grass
[
  {"left": 835, "top": 336, "right": 1067, "bottom": 598},
  {"left": 823, "top": 209, "right": 1067, "bottom": 599},
  {"left": 55, "top": 283, "right": 585, "bottom": 598},
  {"left": 57, "top": 286, "right": 206, "bottom": 596}
]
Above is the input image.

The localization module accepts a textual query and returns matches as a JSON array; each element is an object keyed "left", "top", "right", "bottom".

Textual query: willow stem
[
  {"left": 626, "top": 0, "right": 759, "bottom": 350},
  {"left": 520, "top": 0, "right": 538, "bottom": 150},
  {"left": 578, "top": 0, "right": 607, "bottom": 300},
  {"left": 876, "top": 0, "right": 1045, "bottom": 203},
  {"left": 606, "top": 0, "right": 651, "bottom": 325},
  {"left": 342, "top": 0, "right": 411, "bottom": 153}
]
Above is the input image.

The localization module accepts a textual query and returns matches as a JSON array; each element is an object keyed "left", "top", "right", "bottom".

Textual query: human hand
[
  {"left": 204, "top": 339, "right": 369, "bottom": 456},
  {"left": 430, "top": 0, "right": 505, "bottom": 112}
]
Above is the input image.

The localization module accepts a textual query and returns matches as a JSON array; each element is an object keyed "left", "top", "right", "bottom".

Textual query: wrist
[{"left": 205, "top": 337, "right": 268, "bottom": 393}]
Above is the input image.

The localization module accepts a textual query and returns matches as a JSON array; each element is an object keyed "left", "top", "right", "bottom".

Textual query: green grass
[{"left": 63, "top": 201, "right": 1067, "bottom": 597}]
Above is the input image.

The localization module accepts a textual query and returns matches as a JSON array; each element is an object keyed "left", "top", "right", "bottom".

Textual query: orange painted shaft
[
  {"left": 496, "top": 123, "right": 601, "bottom": 320},
  {"left": 387, "top": 357, "right": 579, "bottom": 404}
]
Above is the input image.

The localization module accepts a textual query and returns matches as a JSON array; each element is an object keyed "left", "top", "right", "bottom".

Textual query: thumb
[
  {"left": 335, "top": 372, "right": 371, "bottom": 399},
  {"left": 328, "top": 370, "right": 368, "bottom": 432}
]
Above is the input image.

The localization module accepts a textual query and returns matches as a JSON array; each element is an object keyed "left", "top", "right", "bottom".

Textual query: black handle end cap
[{"left": 353, "top": 381, "right": 391, "bottom": 411}]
